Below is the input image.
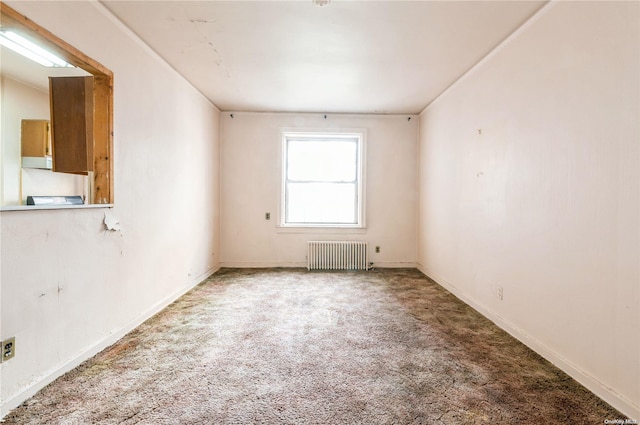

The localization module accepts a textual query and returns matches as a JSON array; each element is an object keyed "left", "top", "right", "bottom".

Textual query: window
[{"left": 281, "top": 130, "right": 365, "bottom": 227}]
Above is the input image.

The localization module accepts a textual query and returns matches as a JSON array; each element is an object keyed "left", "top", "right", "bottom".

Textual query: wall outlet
[
  {"left": 1, "top": 337, "right": 16, "bottom": 362},
  {"left": 375, "top": 246, "right": 380, "bottom": 253},
  {"left": 497, "top": 286, "right": 504, "bottom": 301},
  {"left": 265, "top": 212, "right": 271, "bottom": 220}
]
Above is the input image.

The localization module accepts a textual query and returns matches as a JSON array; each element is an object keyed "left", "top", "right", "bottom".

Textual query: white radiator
[{"left": 307, "top": 241, "right": 369, "bottom": 271}]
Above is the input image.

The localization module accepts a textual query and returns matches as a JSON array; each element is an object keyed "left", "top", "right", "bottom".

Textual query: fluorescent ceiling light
[{"left": 0, "top": 30, "right": 73, "bottom": 67}]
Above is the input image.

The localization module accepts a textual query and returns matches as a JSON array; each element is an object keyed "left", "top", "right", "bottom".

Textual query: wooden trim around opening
[{"left": 1, "top": 1, "right": 114, "bottom": 204}]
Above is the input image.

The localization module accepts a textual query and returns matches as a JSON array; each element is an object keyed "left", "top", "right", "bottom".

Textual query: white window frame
[{"left": 279, "top": 129, "right": 366, "bottom": 229}]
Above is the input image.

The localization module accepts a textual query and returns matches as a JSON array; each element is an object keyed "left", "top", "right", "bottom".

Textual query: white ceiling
[
  {"left": 2, "top": 1, "right": 546, "bottom": 114},
  {"left": 102, "top": 0, "right": 545, "bottom": 114}
]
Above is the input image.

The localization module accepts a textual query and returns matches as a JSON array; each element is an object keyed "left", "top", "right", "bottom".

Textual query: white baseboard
[
  {"left": 0, "top": 265, "right": 220, "bottom": 418},
  {"left": 219, "top": 262, "right": 417, "bottom": 269},
  {"left": 370, "top": 262, "right": 417, "bottom": 269},
  {"left": 416, "top": 264, "right": 639, "bottom": 420},
  {"left": 220, "top": 261, "right": 307, "bottom": 268}
]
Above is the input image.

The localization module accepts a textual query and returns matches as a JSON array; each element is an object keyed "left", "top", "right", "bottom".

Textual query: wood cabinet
[
  {"left": 49, "top": 76, "right": 94, "bottom": 174},
  {"left": 21, "top": 119, "right": 51, "bottom": 157}
]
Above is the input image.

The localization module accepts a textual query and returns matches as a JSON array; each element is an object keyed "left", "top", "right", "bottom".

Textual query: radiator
[{"left": 307, "top": 241, "right": 369, "bottom": 271}]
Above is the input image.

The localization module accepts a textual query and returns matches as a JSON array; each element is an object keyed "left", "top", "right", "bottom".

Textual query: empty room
[{"left": 0, "top": 0, "right": 638, "bottom": 423}]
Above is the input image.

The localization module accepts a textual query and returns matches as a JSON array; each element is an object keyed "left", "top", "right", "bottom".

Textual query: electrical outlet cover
[{"left": 2, "top": 337, "right": 16, "bottom": 361}]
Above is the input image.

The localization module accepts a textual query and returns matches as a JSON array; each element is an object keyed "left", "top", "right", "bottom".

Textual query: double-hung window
[{"left": 281, "top": 130, "right": 365, "bottom": 228}]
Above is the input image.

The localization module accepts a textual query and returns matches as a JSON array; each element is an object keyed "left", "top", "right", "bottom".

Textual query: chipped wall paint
[{"left": 103, "top": 211, "right": 121, "bottom": 232}]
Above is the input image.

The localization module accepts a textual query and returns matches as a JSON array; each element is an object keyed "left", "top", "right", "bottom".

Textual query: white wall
[
  {"left": 0, "top": 1, "right": 221, "bottom": 415},
  {"left": 0, "top": 76, "right": 86, "bottom": 206},
  {"left": 0, "top": 76, "right": 45, "bottom": 206},
  {"left": 221, "top": 112, "right": 417, "bottom": 268},
  {"left": 418, "top": 1, "right": 639, "bottom": 418}
]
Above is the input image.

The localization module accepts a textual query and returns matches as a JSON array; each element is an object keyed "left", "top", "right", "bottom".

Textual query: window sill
[
  {"left": 1, "top": 204, "right": 113, "bottom": 212},
  {"left": 276, "top": 225, "right": 367, "bottom": 234}
]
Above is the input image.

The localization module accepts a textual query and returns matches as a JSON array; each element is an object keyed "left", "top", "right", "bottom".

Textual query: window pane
[
  {"left": 287, "top": 182, "right": 356, "bottom": 224},
  {"left": 287, "top": 140, "right": 356, "bottom": 182}
]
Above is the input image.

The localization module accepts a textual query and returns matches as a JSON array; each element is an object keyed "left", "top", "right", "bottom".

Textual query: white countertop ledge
[{"left": 1, "top": 204, "right": 114, "bottom": 212}]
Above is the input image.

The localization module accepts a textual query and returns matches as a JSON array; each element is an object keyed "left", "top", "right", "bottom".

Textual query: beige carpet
[{"left": 3, "top": 268, "right": 625, "bottom": 424}]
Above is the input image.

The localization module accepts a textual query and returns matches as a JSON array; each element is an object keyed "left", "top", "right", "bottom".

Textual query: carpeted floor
[{"left": 3, "top": 268, "right": 625, "bottom": 424}]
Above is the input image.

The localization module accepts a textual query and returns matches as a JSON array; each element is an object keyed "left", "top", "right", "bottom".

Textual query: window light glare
[{"left": 0, "top": 31, "right": 73, "bottom": 67}]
